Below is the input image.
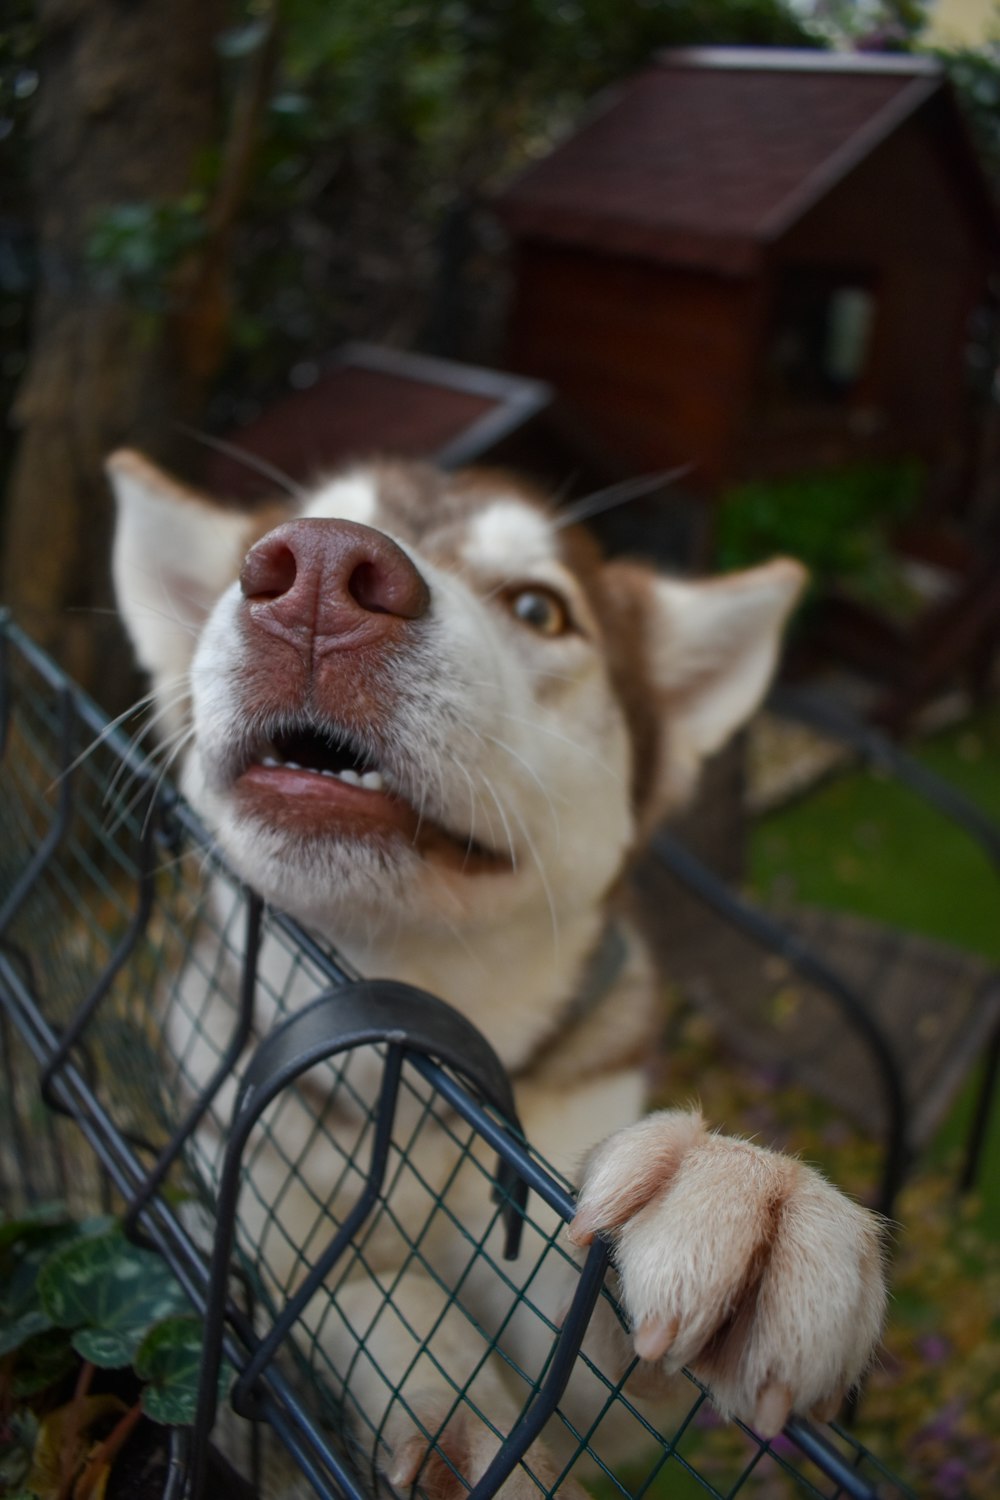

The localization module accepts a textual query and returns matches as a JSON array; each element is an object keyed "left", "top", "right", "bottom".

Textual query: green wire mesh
[{"left": 0, "top": 620, "right": 917, "bottom": 1500}]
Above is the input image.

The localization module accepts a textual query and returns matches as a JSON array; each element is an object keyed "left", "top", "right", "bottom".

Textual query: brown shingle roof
[{"left": 499, "top": 49, "right": 945, "bottom": 274}]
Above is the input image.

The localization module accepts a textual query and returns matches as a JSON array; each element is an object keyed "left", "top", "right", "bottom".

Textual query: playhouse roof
[{"left": 499, "top": 49, "right": 996, "bottom": 275}]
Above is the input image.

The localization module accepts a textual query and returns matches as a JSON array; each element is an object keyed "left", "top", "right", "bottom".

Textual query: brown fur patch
[{"left": 692, "top": 1157, "right": 799, "bottom": 1387}]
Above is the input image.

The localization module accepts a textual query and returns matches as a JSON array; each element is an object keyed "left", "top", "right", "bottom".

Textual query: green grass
[{"left": 753, "top": 711, "right": 1000, "bottom": 962}]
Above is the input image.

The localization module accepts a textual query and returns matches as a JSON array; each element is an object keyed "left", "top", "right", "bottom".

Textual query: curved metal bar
[
  {"left": 230, "top": 1044, "right": 405, "bottom": 1413},
  {"left": 771, "top": 683, "right": 1000, "bottom": 870},
  {"left": 187, "top": 981, "right": 530, "bottom": 1499},
  {"left": 651, "top": 829, "right": 911, "bottom": 1219},
  {"left": 465, "top": 1238, "right": 611, "bottom": 1500},
  {"left": 41, "top": 806, "right": 159, "bottom": 1110},
  {"left": 124, "top": 890, "right": 265, "bottom": 1237}
]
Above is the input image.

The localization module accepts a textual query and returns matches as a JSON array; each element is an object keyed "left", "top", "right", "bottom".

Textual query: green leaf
[
  {"left": 37, "top": 1229, "right": 188, "bottom": 1369},
  {"left": 9, "top": 1329, "right": 77, "bottom": 1398},
  {"left": 135, "top": 1317, "right": 232, "bottom": 1426},
  {"left": 0, "top": 1213, "right": 116, "bottom": 1363},
  {"left": 0, "top": 1409, "right": 38, "bottom": 1491},
  {"left": 0, "top": 1307, "right": 51, "bottom": 1357},
  {"left": 71, "top": 1328, "right": 135, "bottom": 1368}
]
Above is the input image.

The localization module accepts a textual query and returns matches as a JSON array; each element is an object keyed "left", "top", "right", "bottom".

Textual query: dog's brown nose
[{"left": 240, "top": 518, "right": 430, "bottom": 650}]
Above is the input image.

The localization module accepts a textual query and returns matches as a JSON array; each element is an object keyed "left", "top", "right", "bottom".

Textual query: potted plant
[{"left": 0, "top": 1205, "right": 242, "bottom": 1500}]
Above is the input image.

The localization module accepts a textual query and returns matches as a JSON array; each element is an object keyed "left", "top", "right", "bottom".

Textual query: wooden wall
[
  {"left": 506, "top": 245, "right": 756, "bottom": 494},
  {"left": 738, "top": 107, "right": 993, "bottom": 491},
  {"left": 505, "top": 100, "right": 994, "bottom": 508}
]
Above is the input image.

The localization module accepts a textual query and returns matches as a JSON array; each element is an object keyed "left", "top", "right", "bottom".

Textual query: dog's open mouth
[
  {"left": 260, "top": 723, "right": 385, "bottom": 790},
  {"left": 231, "top": 720, "right": 510, "bottom": 871}
]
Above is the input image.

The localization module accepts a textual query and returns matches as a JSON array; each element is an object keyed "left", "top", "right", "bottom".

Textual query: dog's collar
[{"left": 513, "top": 921, "right": 629, "bottom": 1079}]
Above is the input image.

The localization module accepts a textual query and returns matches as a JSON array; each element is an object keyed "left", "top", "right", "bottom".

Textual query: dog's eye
[{"left": 506, "top": 586, "right": 570, "bottom": 637}]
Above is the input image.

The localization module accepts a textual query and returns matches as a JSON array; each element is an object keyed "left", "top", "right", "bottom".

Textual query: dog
[{"left": 108, "top": 450, "right": 886, "bottom": 1498}]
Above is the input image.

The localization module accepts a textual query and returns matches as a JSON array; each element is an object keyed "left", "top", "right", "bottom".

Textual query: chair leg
[{"left": 960, "top": 1019, "right": 1000, "bottom": 1195}]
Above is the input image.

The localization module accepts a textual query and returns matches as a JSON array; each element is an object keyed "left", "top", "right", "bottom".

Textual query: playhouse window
[{"left": 765, "top": 268, "right": 876, "bottom": 407}]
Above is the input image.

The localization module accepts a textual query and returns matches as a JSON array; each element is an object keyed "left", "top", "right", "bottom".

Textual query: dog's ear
[
  {"left": 603, "top": 558, "right": 807, "bottom": 825},
  {"left": 107, "top": 450, "right": 255, "bottom": 679},
  {"left": 651, "top": 558, "right": 807, "bottom": 756}
]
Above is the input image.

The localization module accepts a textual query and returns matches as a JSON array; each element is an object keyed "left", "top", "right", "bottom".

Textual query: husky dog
[{"left": 109, "top": 452, "right": 885, "bottom": 1497}]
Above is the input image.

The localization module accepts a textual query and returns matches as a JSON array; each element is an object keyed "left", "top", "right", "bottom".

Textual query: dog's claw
[
  {"left": 565, "top": 1214, "right": 595, "bottom": 1248},
  {"left": 387, "top": 1438, "right": 423, "bottom": 1490},
  {"left": 633, "top": 1312, "right": 680, "bottom": 1363},
  {"left": 753, "top": 1381, "right": 793, "bottom": 1439}
]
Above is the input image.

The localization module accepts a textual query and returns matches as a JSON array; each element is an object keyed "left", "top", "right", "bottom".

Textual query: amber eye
[{"left": 507, "top": 586, "right": 570, "bottom": 637}]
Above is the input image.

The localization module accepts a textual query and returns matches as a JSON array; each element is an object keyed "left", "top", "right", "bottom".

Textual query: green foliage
[
  {"left": 0, "top": 1410, "right": 38, "bottom": 1495},
  {"left": 802, "top": 0, "right": 928, "bottom": 48},
  {"left": 0, "top": 1212, "right": 231, "bottom": 1428},
  {"left": 935, "top": 39, "right": 1000, "bottom": 182},
  {"left": 215, "top": 0, "right": 821, "bottom": 393},
  {"left": 136, "top": 1316, "right": 230, "bottom": 1424},
  {"left": 716, "top": 460, "right": 924, "bottom": 606},
  {"left": 86, "top": 196, "right": 208, "bottom": 315}
]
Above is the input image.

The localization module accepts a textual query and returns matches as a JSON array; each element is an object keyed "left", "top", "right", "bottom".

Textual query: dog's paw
[
  {"left": 384, "top": 1399, "right": 588, "bottom": 1500},
  {"left": 568, "top": 1110, "right": 886, "bottom": 1435}
]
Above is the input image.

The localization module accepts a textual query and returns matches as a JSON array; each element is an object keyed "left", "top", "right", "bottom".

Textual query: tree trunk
[{"left": 2, "top": 0, "right": 225, "bottom": 708}]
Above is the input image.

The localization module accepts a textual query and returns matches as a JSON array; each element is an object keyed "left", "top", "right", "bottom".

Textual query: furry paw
[
  {"left": 568, "top": 1110, "right": 886, "bottom": 1435},
  {"left": 384, "top": 1400, "right": 587, "bottom": 1500}
]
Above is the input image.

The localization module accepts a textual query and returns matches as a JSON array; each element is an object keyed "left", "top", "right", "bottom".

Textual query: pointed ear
[
  {"left": 107, "top": 450, "right": 255, "bottom": 679},
  {"left": 651, "top": 559, "right": 807, "bottom": 762},
  {"left": 613, "top": 557, "right": 806, "bottom": 825}
]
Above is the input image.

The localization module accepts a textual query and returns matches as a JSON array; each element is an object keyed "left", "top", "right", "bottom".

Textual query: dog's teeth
[
  {"left": 283, "top": 760, "right": 302, "bottom": 771},
  {"left": 319, "top": 768, "right": 338, "bottom": 779},
  {"left": 339, "top": 769, "right": 361, "bottom": 787},
  {"left": 360, "top": 771, "right": 384, "bottom": 791},
  {"left": 260, "top": 756, "right": 280, "bottom": 768}
]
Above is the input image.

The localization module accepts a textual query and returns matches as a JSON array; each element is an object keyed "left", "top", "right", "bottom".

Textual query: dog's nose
[{"left": 240, "top": 518, "right": 430, "bottom": 648}]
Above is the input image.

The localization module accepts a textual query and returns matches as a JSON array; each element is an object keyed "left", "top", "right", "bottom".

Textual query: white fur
[
  {"left": 461, "top": 499, "right": 558, "bottom": 574},
  {"left": 302, "top": 470, "right": 380, "bottom": 525}
]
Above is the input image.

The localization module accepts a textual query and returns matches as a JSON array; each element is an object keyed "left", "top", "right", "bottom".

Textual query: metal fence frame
[{"left": 0, "top": 613, "right": 914, "bottom": 1500}]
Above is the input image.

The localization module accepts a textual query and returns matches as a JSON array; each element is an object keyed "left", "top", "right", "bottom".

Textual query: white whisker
[
  {"left": 481, "top": 732, "right": 563, "bottom": 848},
  {"left": 493, "top": 711, "right": 623, "bottom": 782}
]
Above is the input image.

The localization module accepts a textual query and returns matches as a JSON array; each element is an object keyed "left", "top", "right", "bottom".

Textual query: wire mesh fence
[{"left": 0, "top": 612, "right": 916, "bottom": 1500}]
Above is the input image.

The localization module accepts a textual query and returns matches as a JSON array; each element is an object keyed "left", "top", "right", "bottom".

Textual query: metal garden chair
[{"left": 639, "top": 684, "right": 1000, "bottom": 1222}]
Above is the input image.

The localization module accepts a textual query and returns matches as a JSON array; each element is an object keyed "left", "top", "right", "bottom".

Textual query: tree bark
[{"left": 2, "top": 0, "right": 226, "bottom": 707}]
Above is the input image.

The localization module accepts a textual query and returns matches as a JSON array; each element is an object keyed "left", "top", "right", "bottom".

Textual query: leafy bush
[
  {"left": 716, "top": 460, "right": 925, "bottom": 610},
  {"left": 0, "top": 1206, "right": 230, "bottom": 1500}
]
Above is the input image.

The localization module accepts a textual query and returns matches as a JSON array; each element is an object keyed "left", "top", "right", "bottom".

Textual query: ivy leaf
[
  {"left": 135, "top": 1317, "right": 232, "bottom": 1426},
  {"left": 37, "top": 1229, "right": 188, "bottom": 1369}
]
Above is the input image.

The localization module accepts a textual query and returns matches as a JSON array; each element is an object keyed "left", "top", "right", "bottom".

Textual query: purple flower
[
  {"left": 934, "top": 1458, "right": 969, "bottom": 1498},
  {"left": 916, "top": 1333, "right": 952, "bottom": 1365},
  {"left": 914, "top": 1399, "right": 963, "bottom": 1444}
]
